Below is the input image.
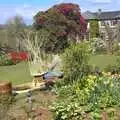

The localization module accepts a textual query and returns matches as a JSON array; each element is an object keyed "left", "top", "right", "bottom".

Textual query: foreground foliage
[
  {"left": 51, "top": 41, "right": 120, "bottom": 119},
  {"left": 51, "top": 75, "right": 120, "bottom": 120}
]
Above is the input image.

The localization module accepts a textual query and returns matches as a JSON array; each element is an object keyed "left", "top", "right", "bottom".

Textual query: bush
[
  {"left": 0, "top": 51, "right": 28, "bottom": 66},
  {"left": 112, "top": 43, "right": 120, "bottom": 55},
  {"left": 61, "top": 42, "right": 92, "bottom": 83},
  {"left": 0, "top": 54, "right": 15, "bottom": 66}
]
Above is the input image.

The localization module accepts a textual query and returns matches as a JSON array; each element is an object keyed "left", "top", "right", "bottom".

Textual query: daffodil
[
  {"left": 107, "top": 72, "right": 111, "bottom": 76},
  {"left": 104, "top": 80, "right": 110, "bottom": 85}
]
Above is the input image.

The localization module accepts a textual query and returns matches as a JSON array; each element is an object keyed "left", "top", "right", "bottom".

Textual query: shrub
[
  {"left": 61, "top": 42, "right": 92, "bottom": 83},
  {"left": 112, "top": 43, "right": 120, "bottom": 55},
  {"left": 0, "top": 53, "right": 15, "bottom": 66},
  {"left": 0, "top": 51, "right": 28, "bottom": 66},
  {"left": 10, "top": 51, "right": 28, "bottom": 62}
]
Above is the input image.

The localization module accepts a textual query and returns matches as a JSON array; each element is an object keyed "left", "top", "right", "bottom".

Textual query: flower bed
[
  {"left": 51, "top": 74, "right": 120, "bottom": 119},
  {"left": 0, "top": 51, "right": 28, "bottom": 66}
]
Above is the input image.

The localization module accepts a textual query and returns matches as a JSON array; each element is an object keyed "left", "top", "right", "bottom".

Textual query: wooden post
[{"left": 0, "top": 81, "right": 12, "bottom": 94}]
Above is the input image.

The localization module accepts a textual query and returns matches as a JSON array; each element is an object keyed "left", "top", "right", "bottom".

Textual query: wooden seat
[{"left": 32, "top": 74, "right": 44, "bottom": 87}]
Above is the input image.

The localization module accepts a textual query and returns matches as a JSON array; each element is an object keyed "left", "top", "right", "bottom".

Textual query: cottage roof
[
  {"left": 82, "top": 11, "right": 97, "bottom": 20},
  {"left": 82, "top": 10, "right": 120, "bottom": 20}
]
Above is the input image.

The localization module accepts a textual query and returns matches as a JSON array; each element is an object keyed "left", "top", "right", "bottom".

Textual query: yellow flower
[
  {"left": 88, "top": 75, "right": 97, "bottom": 79},
  {"left": 104, "top": 80, "right": 110, "bottom": 85},
  {"left": 102, "top": 72, "right": 108, "bottom": 76},
  {"left": 93, "top": 75, "right": 97, "bottom": 79},
  {"left": 88, "top": 75, "right": 93, "bottom": 79},
  {"left": 110, "top": 83, "right": 114, "bottom": 87},
  {"left": 107, "top": 72, "right": 111, "bottom": 76}
]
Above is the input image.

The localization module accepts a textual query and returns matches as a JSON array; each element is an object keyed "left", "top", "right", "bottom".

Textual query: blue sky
[{"left": 0, "top": 0, "right": 120, "bottom": 24}]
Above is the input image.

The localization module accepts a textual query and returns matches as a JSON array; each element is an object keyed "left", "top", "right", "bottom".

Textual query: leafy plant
[
  {"left": 62, "top": 42, "right": 92, "bottom": 83},
  {"left": 0, "top": 54, "right": 14, "bottom": 66}
]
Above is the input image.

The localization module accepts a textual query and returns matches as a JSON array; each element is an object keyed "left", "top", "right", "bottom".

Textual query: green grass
[
  {"left": 0, "top": 62, "right": 32, "bottom": 85},
  {"left": 89, "top": 54, "right": 119, "bottom": 70},
  {"left": 0, "top": 55, "right": 119, "bottom": 85}
]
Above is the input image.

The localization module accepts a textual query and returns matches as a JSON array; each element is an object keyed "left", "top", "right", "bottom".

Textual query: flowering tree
[{"left": 34, "top": 3, "right": 87, "bottom": 53}]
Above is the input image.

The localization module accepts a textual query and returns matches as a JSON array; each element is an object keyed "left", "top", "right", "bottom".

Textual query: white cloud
[
  {"left": 54, "top": 0, "right": 112, "bottom": 3},
  {"left": 0, "top": 4, "right": 47, "bottom": 24},
  {"left": 14, "top": 4, "right": 48, "bottom": 24},
  {"left": 15, "top": 4, "right": 43, "bottom": 19},
  {"left": 0, "top": 0, "right": 119, "bottom": 24},
  {"left": 54, "top": 0, "right": 80, "bottom": 3},
  {"left": 86, "top": 0, "right": 112, "bottom": 3},
  {"left": 23, "top": 4, "right": 31, "bottom": 8}
]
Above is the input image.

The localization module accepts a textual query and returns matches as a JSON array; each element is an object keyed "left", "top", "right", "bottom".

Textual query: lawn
[
  {"left": 0, "top": 55, "right": 119, "bottom": 85},
  {"left": 0, "top": 62, "right": 32, "bottom": 85},
  {"left": 89, "top": 54, "right": 119, "bottom": 70}
]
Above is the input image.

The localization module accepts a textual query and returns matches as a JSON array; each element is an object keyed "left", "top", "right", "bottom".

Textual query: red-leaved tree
[{"left": 34, "top": 3, "right": 87, "bottom": 53}]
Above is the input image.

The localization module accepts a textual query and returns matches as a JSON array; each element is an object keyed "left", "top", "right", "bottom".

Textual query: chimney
[{"left": 98, "top": 9, "right": 102, "bottom": 15}]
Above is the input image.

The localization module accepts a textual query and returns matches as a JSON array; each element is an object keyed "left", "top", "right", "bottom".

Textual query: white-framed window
[
  {"left": 111, "top": 20, "right": 118, "bottom": 26},
  {"left": 100, "top": 21, "right": 105, "bottom": 26},
  {"left": 105, "top": 20, "right": 110, "bottom": 25},
  {"left": 100, "top": 20, "right": 111, "bottom": 26}
]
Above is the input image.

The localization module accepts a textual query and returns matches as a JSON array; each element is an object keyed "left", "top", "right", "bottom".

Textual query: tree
[
  {"left": 34, "top": 3, "right": 87, "bottom": 53},
  {"left": 6, "top": 15, "right": 26, "bottom": 50},
  {"left": 89, "top": 19, "right": 99, "bottom": 38}
]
